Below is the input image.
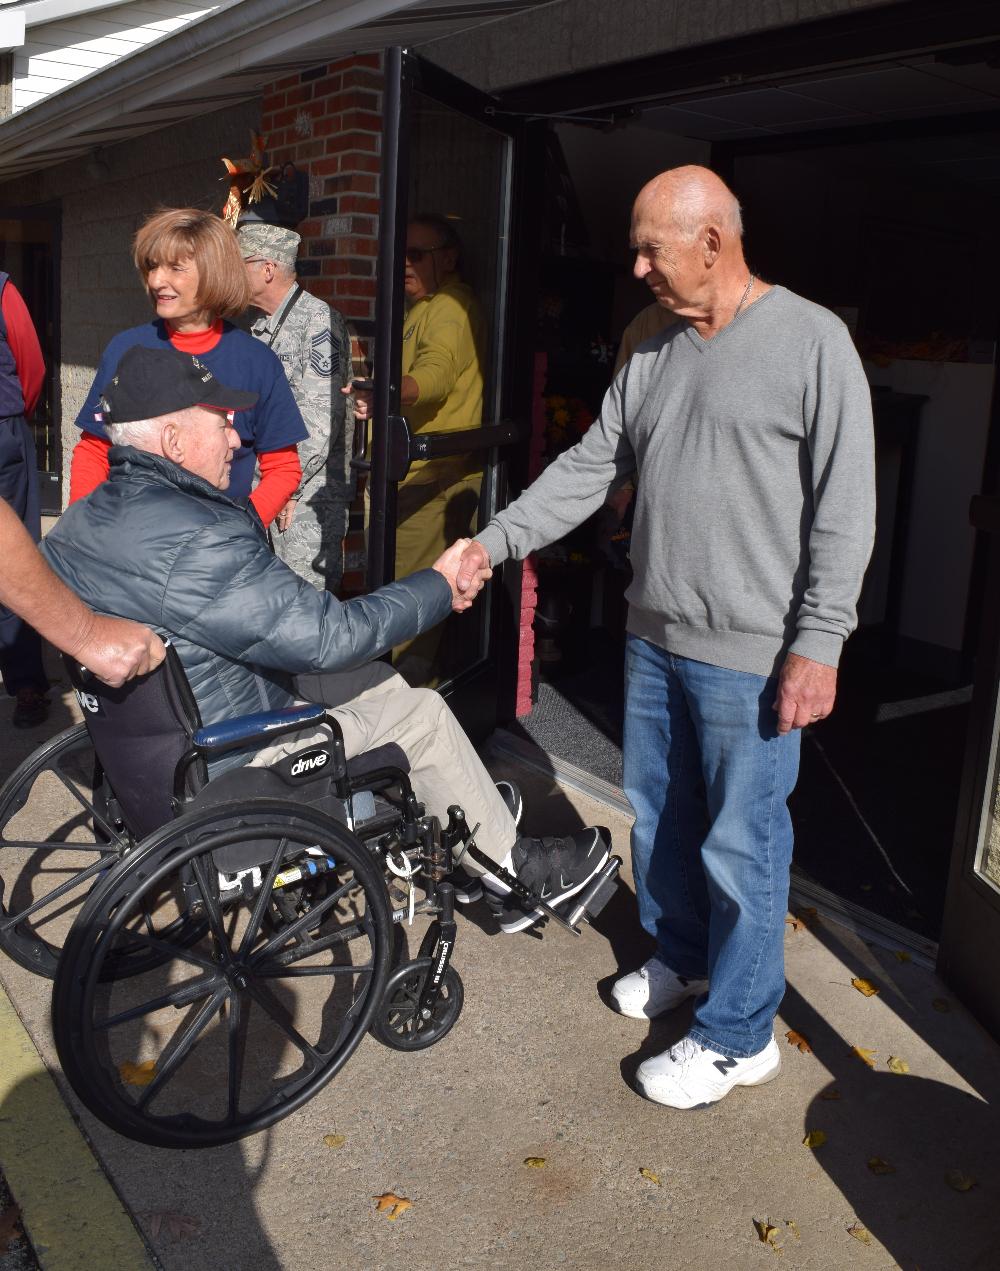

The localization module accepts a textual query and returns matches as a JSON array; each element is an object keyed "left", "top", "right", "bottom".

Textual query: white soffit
[{"left": 0, "top": 0, "right": 540, "bottom": 178}]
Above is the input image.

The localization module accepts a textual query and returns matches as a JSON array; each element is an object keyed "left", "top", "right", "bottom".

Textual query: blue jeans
[{"left": 623, "top": 636, "right": 801, "bottom": 1058}]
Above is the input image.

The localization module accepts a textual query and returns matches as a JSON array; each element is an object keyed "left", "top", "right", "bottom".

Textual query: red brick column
[
  {"left": 513, "top": 352, "right": 550, "bottom": 717},
  {"left": 260, "top": 54, "right": 383, "bottom": 347},
  {"left": 260, "top": 54, "right": 384, "bottom": 592}
]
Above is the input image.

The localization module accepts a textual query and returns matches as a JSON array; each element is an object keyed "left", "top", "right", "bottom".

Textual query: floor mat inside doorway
[{"left": 512, "top": 678, "right": 624, "bottom": 788}]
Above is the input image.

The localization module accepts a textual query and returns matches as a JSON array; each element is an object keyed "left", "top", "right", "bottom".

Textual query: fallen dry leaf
[
  {"left": 945, "top": 1169, "right": 977, "bottom": 1193},
  {"left": 867, "top": 1157, "right": 896, "bottom": 1176},
  {"left": 118, "top": 1059, "right": 156, "bottom": 1087},
  {"left": 784, "top": 1029, "right": 812, "bottom": 1053},
  {"left": 799, "top": 906, "right": 818, "bottom": 922},
  {"left": 784, "top": 1219, "right": 800, "bottom": 1240},
  {"left": 523, "top": 1157, "right": 546, "bottom": 1169},
  {"left": 851, "top": 977, "right": 880, "bottom": 998},
  {"left": 638, "top": 1168, "right": 661, "bottom": 1186},
  {"left": 932, "top": 998, "right": 952, "bottom": 1014},
  {"left": 819, "top": 1088, "right": 842, "bottom": 1101},
  {"left": 886, "top": 1056, "right": 910, "bottom": 1075},
  {"left": 785, "top": 916, "right": 804, "bottom": 933},
  {"left": 323, "top": 1134, "right": 346, "bottom": 1149},
  {"left": 145, "top": 1211, "right": 201, "bottom": 1241},
  {"left": 893, "top": 950, "right": 912, "bottom": 963},
  {"left": 752, "top": 1218, "right": 783, "bottom": 1252},
  {"left": 802, "top": 1129, "right": 827, "bottom": 1149},
  {"left": 373, "top": 1193, "right": 412, "bottom": 1220},
  {"left": 846, "top": 1222, "right": 871, "bottom": 1245},
  {"left": 852, "top": 1046, "right": 877, "bottom": 1069}
]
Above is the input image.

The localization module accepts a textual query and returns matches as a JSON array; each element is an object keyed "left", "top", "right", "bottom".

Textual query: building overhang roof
[{"left": 0, "top": 0, "right": 536, "bottom": 179}]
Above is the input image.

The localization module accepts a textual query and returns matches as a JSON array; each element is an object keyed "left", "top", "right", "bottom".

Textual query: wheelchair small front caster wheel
[{"left": 371, "top": 956, "right": 464, "bottom": 1051}]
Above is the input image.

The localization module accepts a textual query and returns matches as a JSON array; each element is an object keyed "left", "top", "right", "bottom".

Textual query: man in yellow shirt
[
  {"left": 395, "top": 213, "right": 485, "bottom": 577},
  {"left": 353, "top": 214, "right": 485, "bottom": 682}
]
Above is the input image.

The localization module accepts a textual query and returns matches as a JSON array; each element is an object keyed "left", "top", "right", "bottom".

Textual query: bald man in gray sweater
[{"left": 457, "top": 166, "right": 875, "bottom": 1110}]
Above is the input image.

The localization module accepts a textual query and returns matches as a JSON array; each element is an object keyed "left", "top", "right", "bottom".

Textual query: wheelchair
[{"left": 0, "top": 647, "right": 621, "bottom": 1149}]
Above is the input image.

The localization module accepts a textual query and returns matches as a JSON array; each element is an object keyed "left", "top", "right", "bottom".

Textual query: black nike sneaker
[{"left": 498, "top": 828, "right": 611, "bottom": 933}]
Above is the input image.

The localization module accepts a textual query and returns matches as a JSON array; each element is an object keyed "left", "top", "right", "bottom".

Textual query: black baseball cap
[{"left": 97, "top": 346, "right": 258, "bottom": 425}]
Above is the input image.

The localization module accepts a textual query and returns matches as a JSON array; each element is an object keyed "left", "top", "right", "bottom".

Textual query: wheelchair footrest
[{"left": 565, "top": 856, "right": 622, "bottom": 928}]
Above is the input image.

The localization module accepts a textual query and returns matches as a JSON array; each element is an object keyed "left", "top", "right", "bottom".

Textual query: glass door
[
  {"left": 362, "top": 50, "right": 539, "bottom": 739},
  {"left": 939, "top": 493, "right": 1000, "bottom": 1039}
]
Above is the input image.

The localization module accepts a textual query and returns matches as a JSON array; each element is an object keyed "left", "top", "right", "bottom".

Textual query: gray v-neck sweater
[{"left": 477, "top": 286, "right": 875, "bottom": 677}]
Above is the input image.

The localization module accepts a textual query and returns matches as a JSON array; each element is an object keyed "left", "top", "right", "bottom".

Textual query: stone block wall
[{"left": 0, "top": 98, "right": 260, "bottom": 489}]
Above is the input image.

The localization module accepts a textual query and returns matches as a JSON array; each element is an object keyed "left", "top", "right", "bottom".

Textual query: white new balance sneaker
[
  {"left": 611, "top": 956, "right": 708, "bottom": 1019},
  {"left": 637, "top": 1034, "right": 781, "bottom": 1109}
]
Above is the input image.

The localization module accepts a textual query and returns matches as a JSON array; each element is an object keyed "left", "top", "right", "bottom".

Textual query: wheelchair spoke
[
  {"left": 190, "top": 855, "right": 229, "bottom": 953},
  {"left": 238, "top": 837, "right": 290, "bottom": 958},
  {"left": 254, "top": 923, "right": 370, "bottom": 969},
  {"left": 226, "top": 987, "right": 248, "bottom": 1125},
  {"left": 111, "top": 929, "right": 217, "bottom": 973},
  {"left": 135, "top": 986, "right": 229, "bottom": 1111},
  {"left": 253, "top": 961, "right": 373, "bottom": 979},
  {"left": 95, "top": 973, "right": 223, "bottom": 1030},
  {"left": 52, "top": 769, "right": 128, "bottom": 847},
  {"left": 243, "top": 981, "right": 321, "bottom": 1069},
  {"left": 0, "top": 840, "right": 119, "bottom": 854},
  {"left": 0, "top": 855, "right": 111, "bottom": 931},
  {"left": 252, "top": 877, "right": 357, "bottom": 960}
]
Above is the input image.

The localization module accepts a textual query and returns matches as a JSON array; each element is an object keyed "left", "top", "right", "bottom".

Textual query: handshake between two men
[{"left": 435, "top": 538, "right": 492, "bottom": 612}]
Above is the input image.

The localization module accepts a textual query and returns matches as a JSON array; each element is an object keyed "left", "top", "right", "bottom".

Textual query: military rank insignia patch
[{"left": 310, "top": 329, "right": 335, "bottom": 377}]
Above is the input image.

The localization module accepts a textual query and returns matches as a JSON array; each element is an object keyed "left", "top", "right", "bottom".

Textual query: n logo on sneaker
[{"left": 713, "top": 1055, "right": 738, "bottom": 1077}]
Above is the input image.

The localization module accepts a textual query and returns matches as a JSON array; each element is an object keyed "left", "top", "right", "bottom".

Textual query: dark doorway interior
[{"left": 510, "top": 113, "right": 1000, "bottom": 942}]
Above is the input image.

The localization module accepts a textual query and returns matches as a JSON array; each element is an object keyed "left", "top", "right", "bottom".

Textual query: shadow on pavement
[
  {"left": 0, "top": 1068, "right": 284, "bottom": 1270},
  {"left": 785, "top": 915, "right": 1000, "bottom": 1271}
]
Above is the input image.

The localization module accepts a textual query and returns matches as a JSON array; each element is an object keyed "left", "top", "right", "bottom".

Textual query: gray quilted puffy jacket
[{"left": 42, "top": 447, "right": 453, "bottom": 751}]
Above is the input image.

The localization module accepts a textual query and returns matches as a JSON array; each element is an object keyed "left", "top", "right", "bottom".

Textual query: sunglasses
[{"left": 405, "top": 245, "right": 446, "bottom": 264}]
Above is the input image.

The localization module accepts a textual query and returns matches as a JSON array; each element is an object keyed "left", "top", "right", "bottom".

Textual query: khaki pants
[{"left": 250, "top": 661, "right": 516, "bottom": 872}]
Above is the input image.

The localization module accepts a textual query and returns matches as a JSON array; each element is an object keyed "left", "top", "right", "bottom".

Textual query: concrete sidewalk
[{"left": 0, "top": 680, "right": 998, "bottom": 1270}]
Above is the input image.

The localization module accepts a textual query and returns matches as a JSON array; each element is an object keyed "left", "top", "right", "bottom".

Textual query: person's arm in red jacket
[
  {"left": 251, "top": 445, "right": 302, "bottom": 527},
  {"left": 69, "top": 432, "right": 112, "bottom": 503},
  {"left": 2, "top": 283, "right": 45, "bottom": 417}
]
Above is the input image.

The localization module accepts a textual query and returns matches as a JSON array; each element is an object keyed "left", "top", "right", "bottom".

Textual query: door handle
[{"left": 384, "top": 417, "right": 528, "bottom": 482}]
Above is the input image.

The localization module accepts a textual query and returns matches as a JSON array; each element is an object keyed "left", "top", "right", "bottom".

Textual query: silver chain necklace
[{"left": 733, "top": 274, "right": 755, "bottom": 322}]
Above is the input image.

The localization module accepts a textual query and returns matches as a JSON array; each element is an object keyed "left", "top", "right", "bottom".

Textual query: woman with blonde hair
[{"left": 69, "top": 207, "right": 306, "bottom": 525}]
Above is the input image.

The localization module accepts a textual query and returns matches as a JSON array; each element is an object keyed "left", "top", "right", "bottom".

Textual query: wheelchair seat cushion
[
  {"left": 186, "top": 743, "right": 410, "bottom": 873},
  {"left": 187, "top": 766, "right": 348, "bottom": 873}
]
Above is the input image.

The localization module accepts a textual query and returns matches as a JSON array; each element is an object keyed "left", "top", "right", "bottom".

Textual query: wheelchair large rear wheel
[
  {"left": 53, "top": 799, "right": 392, "bottom": 1149},
  {"left": 0, "top": 725, "right": 127, "bottom": 977}
]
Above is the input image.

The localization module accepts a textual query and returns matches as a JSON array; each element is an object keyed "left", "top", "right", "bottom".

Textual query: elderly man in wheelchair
[{"left": 0, "top": 345, "right": 619, "bottom": 1149}]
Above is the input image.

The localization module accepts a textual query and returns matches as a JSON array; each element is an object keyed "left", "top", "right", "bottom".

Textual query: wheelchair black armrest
[{"left": 193, "top": 703, "right": 333, "bottom": 756}]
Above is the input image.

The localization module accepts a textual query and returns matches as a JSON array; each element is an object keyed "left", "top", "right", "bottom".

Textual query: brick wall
[
  {"left": 260, "top": 53, "right": 386, "bottom": 594},
  {"left": 259, "top": 54, "right": 384, "bottom": 355}
]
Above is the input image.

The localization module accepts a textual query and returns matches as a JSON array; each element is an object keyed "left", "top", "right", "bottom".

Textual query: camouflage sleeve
[{"left": 291, "top": 304, "right": 333, "bottom": 471}]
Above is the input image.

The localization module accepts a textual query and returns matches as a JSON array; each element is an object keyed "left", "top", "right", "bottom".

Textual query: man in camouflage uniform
[{"left": 239, "top": 221, "right": 353, "bottom": 591}]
